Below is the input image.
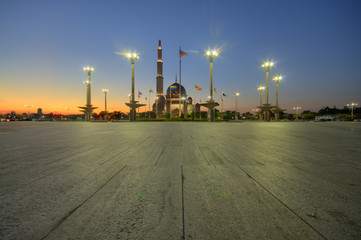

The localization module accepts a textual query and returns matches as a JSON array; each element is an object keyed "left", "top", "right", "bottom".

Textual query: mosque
[{"left": 154, "top": 40, "right": 193, "bottom": 117}]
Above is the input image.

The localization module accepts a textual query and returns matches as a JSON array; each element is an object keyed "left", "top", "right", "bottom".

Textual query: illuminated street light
[
  {"left": 102, "top": 89, "right": 109, "bottom": 113},
  {"left": 257, "top": 86, "right": 265, "bottom": 106},
  {"left": 24, "top": 105, "right": 34, "bottom": 118},
  {"left": 347, "top": 102, "right": 358, "bottom": 120},
  {"left": 78, "top": 66, "right": 97, "bottom": 121},
  {"left": 200, "top": 49, "right": 220, "bottom": 122},
  {"left": 155, "top": 96, "right": 159, "bottom": 118},
  {"left": 293, "top": 106, "right": 302, "bottom": 120},
  {"left": 124, "top": 52, "right": 145, "bottom": 121},
  {"left": 64, "top": 107, "right": 71, "bottom": 120},
  {"left": 102, "top": 89, "right": 109, "bottom": 121},
  {"left": 273, "top": 75, "right": 283, "bottom": 121},
  {"left": 261, "top": 61, "right": 275, "bottom": 121},
  {"left": 257, "top": 86, "right": 265, "bottom": 120},
  {"left": 273, "top": 75, "right": 282, "bottom": 107},
  {"left": 235, "top": 92, "right": 240, "bottom": 120}
]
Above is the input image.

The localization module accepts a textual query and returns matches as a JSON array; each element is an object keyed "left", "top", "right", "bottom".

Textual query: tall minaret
[{"left": 156, "top": 40, "right": 163, "bottom": 96}]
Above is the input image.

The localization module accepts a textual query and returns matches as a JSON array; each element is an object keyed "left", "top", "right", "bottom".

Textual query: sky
[{"left": 0, "top": 0, "right": 360, "bottom": 114}]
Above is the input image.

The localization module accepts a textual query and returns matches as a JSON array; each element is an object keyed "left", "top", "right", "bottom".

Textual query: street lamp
[
  {"left": 102, "top": 89, "right": 109, "bottom": 112},
  {"left": 235, "top": 92, "right": 240, "bottom": 120},
  {"left": 261, "top": 61, "right": 274, "bottom": 121},
  {"left": 257, "top": 86, "right": 265, "bottom": 120},
  {"left": 293, "top": 107, "right": 301, "bottom": 120},
  {"left": 257, "top": 86, "right": 265, "bottom": 106},
  {"left": 272, "top": 75, "right": 282, "bottom": 107},
  {"left": 181, "top": 96, "right": 186, "bottom": 117},
  {"left": 124, "top": 52, "right": 145, "bottom": 122},
  {"left": 201, "top": 49, "right": 220, "bottom": 122},
  {"left": 155, "top": 96, "right": 159, "bottom": 118},
  {"left": 64, "top": 107, "right": 71, "bottom": 120},
  {"left": 273, "top": 75, "right": 282, "bottom": 121},
  {"left": 347, "top": 102, "right": 358, "bottom": 120},
  {"left": 78, "top": 66, "right": 97, "bottom": 121},
  {"left": 102, "top": 89, "right": 109, "bottom": 121},
  {"left": 24, "top": 105, "right": 33, "bottom": 119}
]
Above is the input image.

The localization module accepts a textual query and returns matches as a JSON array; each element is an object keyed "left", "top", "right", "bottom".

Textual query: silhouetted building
[{"left": 37, "top": 108, "right": 43, "bottom": 115}]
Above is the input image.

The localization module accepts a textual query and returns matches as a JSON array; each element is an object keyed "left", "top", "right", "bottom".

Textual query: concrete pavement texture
[{"left": 0, "top": 121, "right": 360, "bottom": 240}]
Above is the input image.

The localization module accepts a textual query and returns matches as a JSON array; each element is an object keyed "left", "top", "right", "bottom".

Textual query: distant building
[
  {"left": 37, "top": 108, "right": 43, "bottom": 115},
  {"left": 315, "top": 115, "right": 336, "bottom": 121},
  {"left": 11, "top": 111, "right": 16, "bottom": 115}
]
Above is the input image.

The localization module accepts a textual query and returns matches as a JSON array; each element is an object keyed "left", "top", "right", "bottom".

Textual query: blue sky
[{"left": 0, "top": 0, "right": 360, "bottom": 114}]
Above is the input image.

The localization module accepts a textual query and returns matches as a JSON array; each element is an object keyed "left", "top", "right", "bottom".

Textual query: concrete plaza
[{"left": 0, "top": 121, "right": 360, "bottom": 240}]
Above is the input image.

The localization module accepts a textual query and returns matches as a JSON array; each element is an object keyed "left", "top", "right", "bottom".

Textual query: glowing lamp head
[
  {"left": 262, "top": 61, "right": 275, "bottom": 70},
  {"left": 205, "top": 49, "right": 219, "bottom": 58},
  {"left": 273, "top": 75, "right": 282, "bottom": 82},
  {"left": 102, "top": 89, "right": 109, "bottom": 93},
  {"left": 235, "top": 92, "right": 240, "bottom": 96},
  {"left": 126, "top": 52, "right": 139, "bottom": 61},
  {"left": 83, "top": 66, "right": 94, "bottom": 72}
]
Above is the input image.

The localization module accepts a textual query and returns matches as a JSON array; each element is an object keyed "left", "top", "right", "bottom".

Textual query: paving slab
[{"left": 0, "top": 121, "right": 360, "bottom": 240}]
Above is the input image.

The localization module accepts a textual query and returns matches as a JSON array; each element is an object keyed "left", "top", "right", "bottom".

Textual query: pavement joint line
[
  {"left": 194, "top": 142, "right": 211, "bottom": 166},
  {"left": 292, "top": 165, "right": 360, "bottom": 195},
  {"left": 40, "top": 165, "right": 127, "bottom": 240},
  {"left": 99, "top": 150, "right": 127, "bottom": 165},
  {"left": 181, "top": 166, "right": 185, "bottom": 240},
  {"left": 154, "top": 145, "right": 166, "bottom": 166},
  {"left": 237, "top": 165, "right": 328, "bottom": 240}
]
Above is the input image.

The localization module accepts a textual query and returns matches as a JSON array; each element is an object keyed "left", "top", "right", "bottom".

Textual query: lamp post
[
  {"left": 155, "top": 96, "right": 159, "bottom": 118},
  {"left": 181, "top": 96, "right": 186, "bottom": 117},
  {"left": 347, "top": 102, "right": 358, "bottom": 120},
  {"left": 235, "top": 92, "right": 239, "bottom": 120},
  {"left": 293, "top": 107, "right": 301, "bottom": 120},
  {"left": 124, "top": 52, "right": 145, "bottom": 122},
  {"left": 257, "top": 86, "right": 265, "bottom": 120},
  {"left": 200, "top": 49, "right": 220, "bottom": 122},
  {"left": 102, "top": 89, "right": 109, "bottom": 120},
  {"left": 64, "top": 107, "right": 71, "bottom": 120},
  {"left": 24, "top": 105, "right": 33, "bottom": 119},
  {"left": 78, "top": 66, "right": 97, "bottom": 121},
  {"left": 261, "top": 61, "right": 274, "bottom": 121},
  {"left": 273, "top": 75, "right": 282, "bottom": 121}
]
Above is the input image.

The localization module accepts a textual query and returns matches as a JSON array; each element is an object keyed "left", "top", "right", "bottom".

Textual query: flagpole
[
  {"left": 194, "top": 84, "right": 196, "bottom": 120},
  {"left": 170, "top": 87, "right": 172, "bottom": 118},
  {"left": 179, "top": 46, "right": 182, "bottom": 117},
  {"left": 148, "top": 90, "right": 150, "bottom": 120}
]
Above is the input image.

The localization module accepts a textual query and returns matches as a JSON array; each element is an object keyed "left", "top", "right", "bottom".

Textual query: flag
[
  {"left": 170, "top": 85, "right": 177, "bottom": 90},
  {"left": 195, "top": 86, "right": 202, "bottom": 91},
  {"left": 149, "top": 89, "right": 153, "bottom": 92},
  {"left": 221, "top": 95, "right": 223, "bottom": 102},
  {"left": 214, "top": 88, "right": 217, "bottom": 93},
  {"left": 179, "top": 49, "right": 188, "bottom": 58},
  {"left": 138, "top": 90, "right": 142, "bottom": 98},
  {"left": 222, "top": 91, "right": 226, "bottom": 96}
]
